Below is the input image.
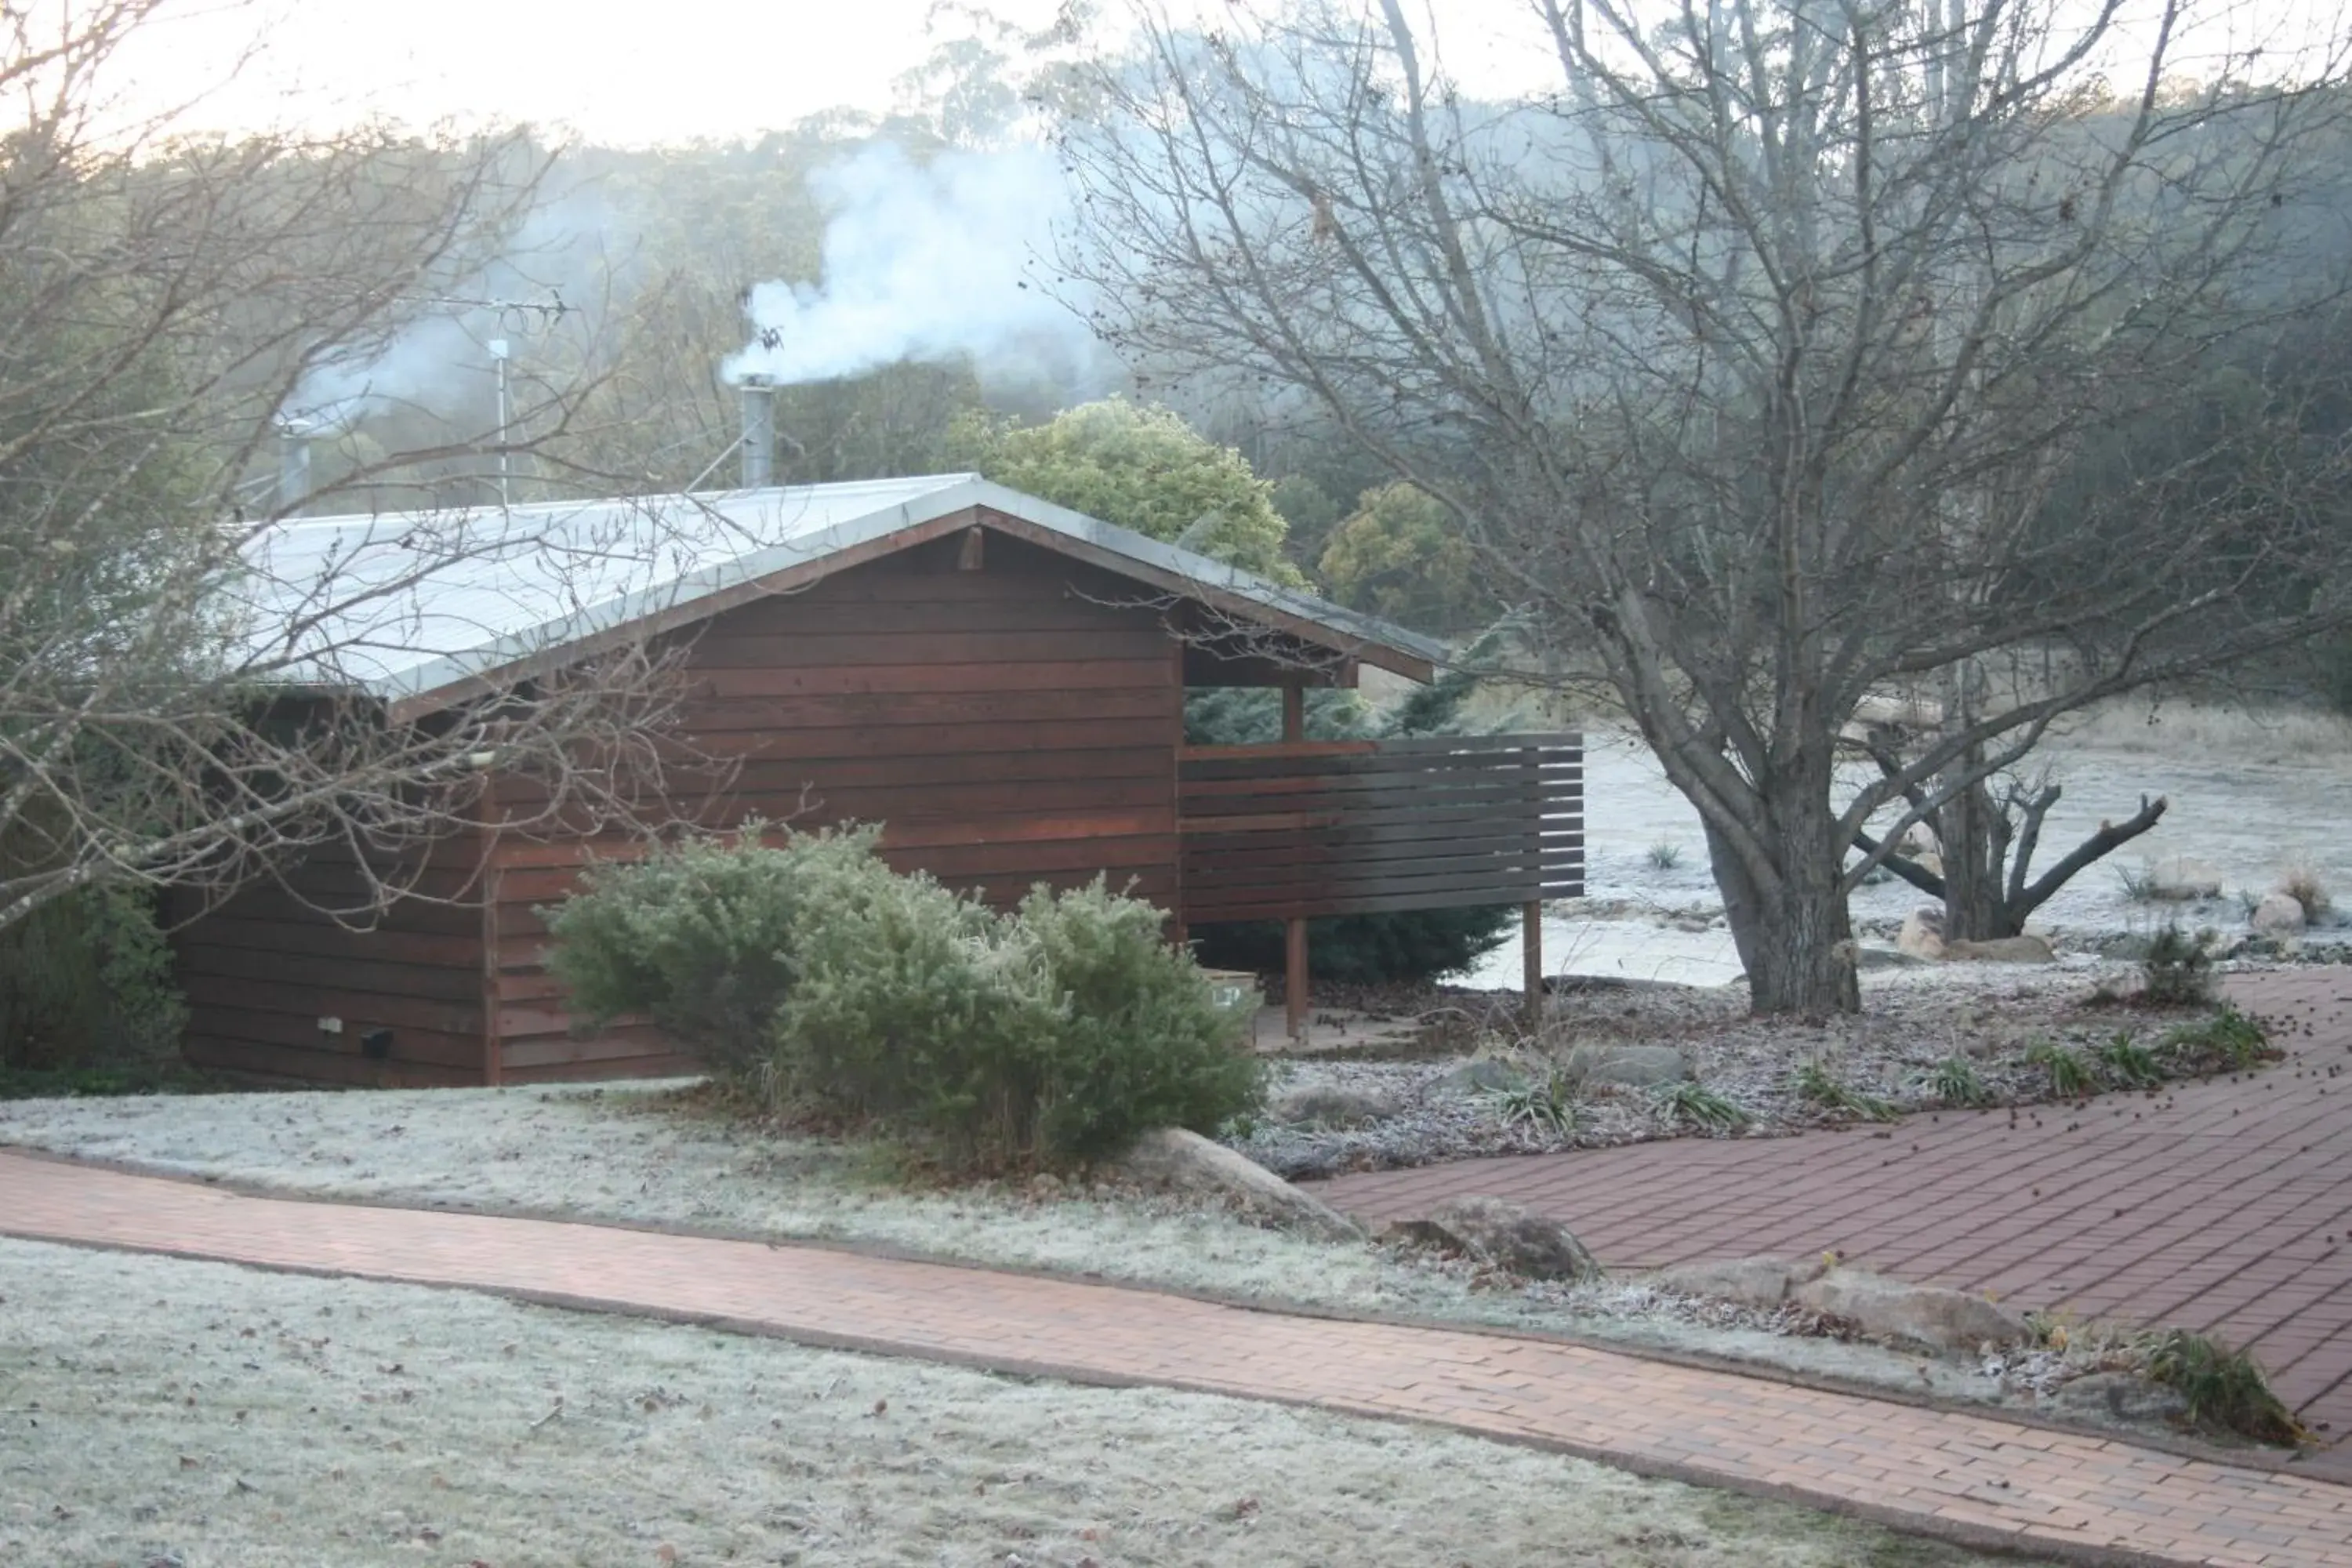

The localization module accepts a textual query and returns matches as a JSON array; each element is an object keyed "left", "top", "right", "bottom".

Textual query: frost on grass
[
  {"left": 0, "top": 1083, "right": 2018, "bottom": 1404},
  {"left": 0, "top": 1238, "right": 2034, "bottom": 1568}
]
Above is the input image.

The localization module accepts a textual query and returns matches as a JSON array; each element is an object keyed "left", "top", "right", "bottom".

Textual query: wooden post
[
  {"left": 1287, "top": 915, "right": 1309, "bottom": 1043},
  {"left": 1281, "top": 673, "right": 1308, "bottom": 1042},
  {"left": 1523, "top": 899, "right": 1544, "bottom": 1036}
]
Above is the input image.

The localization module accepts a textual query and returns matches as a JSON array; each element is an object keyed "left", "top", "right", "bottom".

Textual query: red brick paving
[
  {"left": 1319, "top": 968, "right": 2352, "bottom": 1480},
  {"left": 3, "top": 1148, "right": 2350, "bottom": 1564}
]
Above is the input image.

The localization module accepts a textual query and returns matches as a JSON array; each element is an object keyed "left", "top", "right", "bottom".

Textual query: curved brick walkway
[
  {"left": 3, "top": 1149, "right": 2350, "bottom": 1566},
  {"left": 1319, "top": 969, "right": 2352, "bottom": 1480}
]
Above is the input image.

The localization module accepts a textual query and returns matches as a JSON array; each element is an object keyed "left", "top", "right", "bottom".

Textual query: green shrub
[
  {"left": 546, "top": 828, "right": 1262, "bottom": 1172},
  {"left": 1008, "top": 880, "right": 1266, "bottom": 1161},
  {"left": 2141, "top": 921, "right": 2215, "bottom": 1006},
  {"left": 0, "top": 884, "right": 187, "bottom": 1083},
  {"left": 1483, "top": 1070, "right": 1577, "bottom": 1134},
  {"left": 542, "top": 823, "right": 884, "bottom": 1077},
  {"left": 775, "top": 873, "right": 1261, "bottom": 1171}
]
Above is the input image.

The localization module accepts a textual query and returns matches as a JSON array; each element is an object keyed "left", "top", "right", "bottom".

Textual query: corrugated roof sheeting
[{"left": 230, "top": 474, "right": 1446, "bottom": 705}]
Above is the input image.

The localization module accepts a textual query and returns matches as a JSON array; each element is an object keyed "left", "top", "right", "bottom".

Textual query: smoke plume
[{"left": 722, "top": 142, "right": 1099, "bottom": 390}]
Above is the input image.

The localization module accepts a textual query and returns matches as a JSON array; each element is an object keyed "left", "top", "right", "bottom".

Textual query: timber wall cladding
[
  {"left": 485, "top": 532, "right": 1187, "bottom": 1081},
  {"left": 176, "top": 832, "right": 490, "bottom": 1087}
]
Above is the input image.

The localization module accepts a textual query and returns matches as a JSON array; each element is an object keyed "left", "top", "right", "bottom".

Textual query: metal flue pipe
[
  {"left": 739, "top": 379, "right": 775, "bottom": 488},
  {"left": 277, "top": 423, "right": 314, "bottom": 513}
]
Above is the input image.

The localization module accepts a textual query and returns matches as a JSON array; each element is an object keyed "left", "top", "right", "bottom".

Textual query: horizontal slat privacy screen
[{"left": 1176, "top": 734, "right": 1584, "bottom": 923}]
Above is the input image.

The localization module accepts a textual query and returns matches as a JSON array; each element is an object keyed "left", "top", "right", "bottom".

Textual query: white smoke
[{"left": 722, "top": 142, "right": 1100, "bottom": 390}]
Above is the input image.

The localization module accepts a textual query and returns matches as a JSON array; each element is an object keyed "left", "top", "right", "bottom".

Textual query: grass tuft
[
  {"left": 1645, "top": 840, "right": 1682, "bottom": 871},
  {"left": 2096, "top": 1032, "right": 2165, "bottom": 1090},
  {"left": 2024, "top": 1039, "right": 2093, "bottom": 1098},
  {"left": 1793, "top": 1062, "right": 1898, "bottom": 1122},
  {"left": 1483, "top": 1072, "right": 1577, "bottom": 1136},
  {"left": 1922, "top": 1054, "right": 1992, "bottom": 1109},
  {"left": 2115, "top": 863, "right": 2159, "bottom": 903},
  {"left": 2145, "top": 1330, "right": 2308, "bottom": 1445},
  {"left": 2280, "top": 862, "right": 2333, "bottom": 922},
  {"left": 1650, "top": 1080, "right": 1750, "bottom": 1133},
  {"left": 2158, "top": 1005, "right": 2272, "bottom": 1073}
]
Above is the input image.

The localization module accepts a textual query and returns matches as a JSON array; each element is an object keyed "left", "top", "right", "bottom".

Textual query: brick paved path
[
  {"left": 1319, "top": 969, "right": 2352, "bottom": 1478},
  {"left": 3, "top": 1149, "right": 2349, "bottom": 1566}
]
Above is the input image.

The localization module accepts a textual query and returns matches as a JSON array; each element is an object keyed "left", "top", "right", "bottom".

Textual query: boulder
[
  {"left": 1270, "top": 1084, "right": 1396, "bottom": 1128},
  {"left": 1115, "top": 1128, "right": 1364, "bottom": 1243},
  {"left": 1897, "top": 907, "right": 1947, "bottom": 961},
  {"left": 1791, "top": 1269, "right": 2030, "bottom": 1352},
  {"left": 2049, "top": 1371, "right": 2189, "bottom": 1426},
  {"left": 1431, "top": 1058, "right": 1527, "bottom": 1098},
  {"left": 2251, "top": 892, "right": 2307, "bottom": 935},
  {"left": 1385, "top": 1196, "right": 1600, "bottom": 1282},
  {"left": 1563, "top": 1044, "right": 1690, "bottom": 1089},
  {"left": 1944, "top": 934, "right": 2056, "bottom": 964},
  {"left": 1653, "top": 1253, "right": 1829, "bottom": 1308},
  {"left": 1853, "top": 945, "right": 1924, "bottom": 971}
]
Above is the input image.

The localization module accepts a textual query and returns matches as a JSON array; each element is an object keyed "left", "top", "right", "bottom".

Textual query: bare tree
[
  {"left": 1061, "top": 0, "right": 2352, "bottom": 1011},
  {"left": 0, "top": 1, "right": 686, "bottom": 935}
]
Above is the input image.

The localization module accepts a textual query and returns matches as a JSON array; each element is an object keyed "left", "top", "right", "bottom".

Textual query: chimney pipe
[
  {"left": 278, "top": 423, "right": 313, "bottom": 513},
  {"left": 739, "top": 379, "right": 775, "bottom": 488}
]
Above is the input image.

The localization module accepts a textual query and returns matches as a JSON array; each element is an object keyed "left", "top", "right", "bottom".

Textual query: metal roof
[{"left": 233, "top": 474, "right": 1447, "bottom": 710}]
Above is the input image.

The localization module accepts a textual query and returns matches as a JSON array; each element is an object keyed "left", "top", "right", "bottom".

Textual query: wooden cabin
[{"left": 178, "top": 476, "right": 1582, "bottom": 1086}]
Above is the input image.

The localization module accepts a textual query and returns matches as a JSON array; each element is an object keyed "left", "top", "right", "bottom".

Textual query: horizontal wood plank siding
[
  {"left": 176, "top": 838, "right": 491, "bottom": 1087},
  {"left": 490, "top": 532, "right": 1185, "bottom": 1079},
  {"left": 1178, "top": 735, "right": 1584, "bottom": 923}
]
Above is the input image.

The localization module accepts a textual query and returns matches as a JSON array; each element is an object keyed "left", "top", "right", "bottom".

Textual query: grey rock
[
  {"left": 1791, "top": 1269, "right": 2030, "bottom": 1352},
  {"left": 2145, "top": 858, "right": 2224, "bottom": 902},
  {"left": 1431, "top": 1058, "right": 1527, "bottom": 1097},
  {"left": 1897, "top": 908, "right": 1947, "bottom": 961},
  {"left": 1853, "top": 945, "right": 1924, "bottom": 971},
  {"left": 1389, "top": 1196, "right": 1600, "bottom": 1282},
  {"left": 1563, "top": 1044, "right": 1690, "bottom": 1089},
  {"left": 2049, "top": 1371, "right": 2189, "bottom": 1425},
  {"left": 1116, "top": 1128, "right": 1364, "bottom": 1243},
  {"left": 2251, "top": 891, "right": 2307, "bottom": 935},
  {"left": 1270, "top": 1085, "right": 1397, "bottom": 1128},
  {"left": 1944, "top": 934, "right": 2056, "bottom": 964},
  {"left": 2098, "top": 932, "right": 2154, "bottom": 961},
  {"left": 1653, "top": 1253, "right": 1831, "bottom": 1308}
]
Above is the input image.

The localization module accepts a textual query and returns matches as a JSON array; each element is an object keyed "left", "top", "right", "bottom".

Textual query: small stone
[
  {"left": 1652, "top": 1253, "right": 1830, "bottom": 1308},
  {"left": 1944, "top": 934, "right": 2056, "bottom": 964},
  {"left": 1430, "top": 1059, "right": 1527, "bottom": 1098},
  {"left": 1269, "top": 1086, "right": 1396, "bottom": 1128},
  {"left": 1025, "top": 1172, "right": 1064, "bottom": 1200},
  {"left": 1897, "top": 908, "right": 1947, "bottom": 961},
  {"left": 1562, "top": 1044, "right": 1689, "bottom": 1088},
  {"left": 2050, "top": 1371, "right": 2189, "bottom": 1425},
  {"left": 2250, "top": 892, "right": 2307, "bottom": 935},
  {"left": 1392, "top": 1196, "right": 1599, "bottom": 1282}
]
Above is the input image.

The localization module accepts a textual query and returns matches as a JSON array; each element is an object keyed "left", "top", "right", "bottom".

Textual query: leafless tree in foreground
[
  {"left": 1062, "top": 0, "right": 2352, "bottom": 1011},
  {"left": 0, "top": 0, "right": 688, "bottom": 936}
]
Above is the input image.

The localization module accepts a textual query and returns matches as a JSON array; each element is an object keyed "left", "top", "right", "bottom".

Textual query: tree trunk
[
  {"left": 1938, "top": 775, "right": 2020, "bottom": 941},
  {"left": 1706, "top": 794, "right": 1861, "bottom": 1017}
]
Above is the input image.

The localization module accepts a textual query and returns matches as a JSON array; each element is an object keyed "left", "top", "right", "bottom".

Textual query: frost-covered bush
[
  {"left": 775, "top": 874, "right": 1261, "bottom": 1171},
  {"left": 541, "top": 824, "right": 887, "bottom": 1076},
  {"left": 546, "top": 828, "right": 1260, "bottom": 1171}
]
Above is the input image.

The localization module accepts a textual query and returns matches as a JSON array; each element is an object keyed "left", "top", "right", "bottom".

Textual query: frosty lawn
[{"left": 0, "top": 1237, "right": 2042, "bottom": 1567}]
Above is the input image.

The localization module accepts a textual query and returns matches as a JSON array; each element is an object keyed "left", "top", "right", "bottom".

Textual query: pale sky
[{"left": 112, "top": 0, "right": 2344, "bottom": 148}]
